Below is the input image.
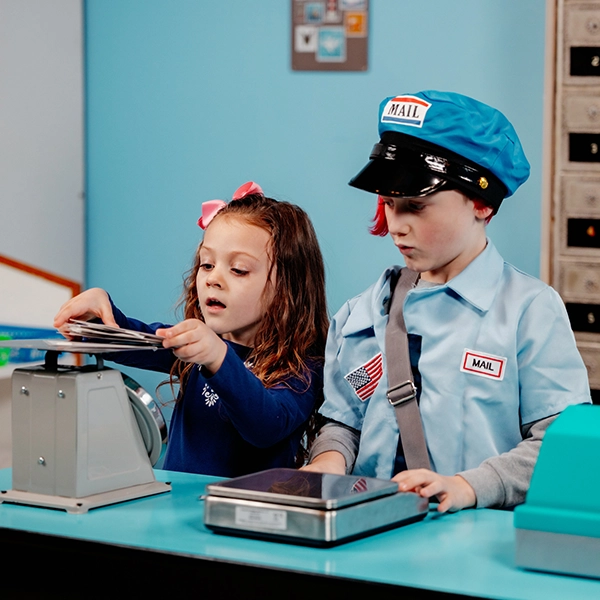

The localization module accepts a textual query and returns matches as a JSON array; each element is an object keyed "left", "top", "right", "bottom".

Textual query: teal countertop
[{"left": 1, "top": 468, "right": 599, "bottom": 599}]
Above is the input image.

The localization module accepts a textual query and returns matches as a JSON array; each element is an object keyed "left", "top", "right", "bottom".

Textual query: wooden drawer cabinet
[{"left": 553, "top": 1, "right": 600, "bottom": 399}]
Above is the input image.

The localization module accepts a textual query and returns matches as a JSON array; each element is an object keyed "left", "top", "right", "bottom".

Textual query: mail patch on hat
[
  {"left": 345, "top": 352, "right": 383, "bottom": 401},
  {"left": 381, "top": 95, "right": 432, "bottom": 129}
]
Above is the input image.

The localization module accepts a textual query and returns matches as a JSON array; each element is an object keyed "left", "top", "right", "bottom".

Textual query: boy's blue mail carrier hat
[{"left": 349, "top": 90, "right": 530, "bottom": 209}]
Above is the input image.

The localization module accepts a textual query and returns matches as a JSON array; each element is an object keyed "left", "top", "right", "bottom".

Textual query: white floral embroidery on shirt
[{"left": 202, "top": 383, "right": 219, "bottom": 407}]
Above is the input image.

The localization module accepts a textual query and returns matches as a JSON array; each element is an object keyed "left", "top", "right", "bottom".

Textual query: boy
[{"left": 305, "top": 91, "right": 591, "bottom": 512}]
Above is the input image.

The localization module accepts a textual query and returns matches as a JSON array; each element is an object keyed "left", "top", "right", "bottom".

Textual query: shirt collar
[
  {"left": 443, "top": 238, "right": 504, "bottom": 312},
  {"left": 341, "top": 239, "right": 504, "bottom": 337}
]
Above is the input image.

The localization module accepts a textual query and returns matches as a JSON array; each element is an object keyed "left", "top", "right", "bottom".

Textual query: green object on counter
[
  {"left": 514, "top": 403, "right": 600, "bottom": 578},
  {"left": 0, "top": 335, "right": 11, "bottom": 367}
]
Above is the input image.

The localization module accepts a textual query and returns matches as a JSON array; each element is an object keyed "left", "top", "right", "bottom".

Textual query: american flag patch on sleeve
[{"left": 344, "top": 352, "right": 384, "bottom": 402}]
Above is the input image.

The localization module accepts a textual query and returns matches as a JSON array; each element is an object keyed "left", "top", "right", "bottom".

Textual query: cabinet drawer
[
  {"left": 564, "top": 94, "right": 600, "bottom": 128},
  {"left": 559, "top": 261, "right": 600, "bottom": 298},
  {"left": 562, "top": 132, "right": 600, "bottom": 168},
  {"left": 570, "top": 46, "right": 600, "bottom": 76},
  {"left": 569, "top": 132, "right": 600, "bottom": 162},
  {"left": 567, "top": 217, "right": 600, "bottom": 247},
  {"left": 566, "top": 5, "right": 600, "bottom": 44},
  {"left": 566, "top": 302, "right": 600, "bottom": 333},
  {"left": 577, "top": 343, "right": 600, "bottom": 388},
  {"left": 562, "top": 176, "right": 600, "bottom": 214}
]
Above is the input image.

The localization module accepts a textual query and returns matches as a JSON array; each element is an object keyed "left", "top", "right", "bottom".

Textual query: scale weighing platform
[
  {"left": 0, "top": 339, "right": 171, "bottom": 513},
  {"left": 204, "top": 468, "right": 429, "bottom": 546}
]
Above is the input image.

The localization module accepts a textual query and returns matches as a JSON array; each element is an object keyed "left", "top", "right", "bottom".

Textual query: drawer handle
[
  {"left": 588, "top": 105, "right": 600, "bottom": 120},
  {"left": 585, "top": 279, "right": 597, "bottom": 291},
  {"left": 585, "top": 193, "right": 598, "bottom": 205},
  {"left": 588, "top": 19, "right": 600, "bottom": 34}
]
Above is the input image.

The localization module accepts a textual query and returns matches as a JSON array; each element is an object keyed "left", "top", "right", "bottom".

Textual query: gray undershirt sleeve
[
  {"left": 308, "top": 420, "right": 360, "bottom": 474},
  {"left": 458, "top": 414, "right": 558, "bottom": 508},
  {"left": 310, "top": 414, "right": 556, "bottom": 509}
]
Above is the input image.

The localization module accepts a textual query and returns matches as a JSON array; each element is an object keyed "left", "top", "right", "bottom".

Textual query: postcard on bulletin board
[{"left": 292, "top": 0, "right": 369, "bottom": 71}]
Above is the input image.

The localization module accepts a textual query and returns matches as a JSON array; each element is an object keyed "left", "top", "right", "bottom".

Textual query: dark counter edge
[{"left": 0, "top": 527, "right": 475, "bottom": 599}]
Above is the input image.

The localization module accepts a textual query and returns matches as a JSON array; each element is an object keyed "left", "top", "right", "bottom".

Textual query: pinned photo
[
  {"left": 345, "top": 11, "right": 367, "bottom": 37},
  {"left": 305, "top": 2, "right": 325, "bottom": 24},
  {"left": 341, "top": 0, "right": 366, "bottom": 9},
  {"left": 317, "top": 27, "right": 346, "bottom": 62},
  {"left": 295, "top": 25, "right": 318, "bottom": 52}
]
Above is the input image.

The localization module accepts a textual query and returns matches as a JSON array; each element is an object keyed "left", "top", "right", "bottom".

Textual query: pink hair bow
[
  {"left": 232, "top": 181, "right": 263, "bottom": 199},
  {"left": 197, "top": 181, "right": 264, "bottom": 229}
]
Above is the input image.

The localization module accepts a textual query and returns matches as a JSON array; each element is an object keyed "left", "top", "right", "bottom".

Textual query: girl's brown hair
[{"left": 172, "top": 194, "right": 329, "bottom": 464}]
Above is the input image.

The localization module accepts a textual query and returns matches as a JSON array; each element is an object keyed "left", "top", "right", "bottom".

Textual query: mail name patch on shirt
[{"left": 460, "top": 348, "right": 507, "bottom": 381}]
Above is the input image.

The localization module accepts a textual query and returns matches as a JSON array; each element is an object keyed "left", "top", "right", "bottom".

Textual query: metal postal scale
[
  {"left": 514, "top": 404, "right": 600, "bottom": 579},
  {"left": 0, "top": 339, "right": 171, "bottom": 513},
  {"left": 204, "top": 468, "right": 429, "bottom": 546}
]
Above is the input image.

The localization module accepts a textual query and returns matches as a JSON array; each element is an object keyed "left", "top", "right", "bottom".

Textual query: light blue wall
[{"left": 85, "top": 0, "right": 547, "bottom": 394}]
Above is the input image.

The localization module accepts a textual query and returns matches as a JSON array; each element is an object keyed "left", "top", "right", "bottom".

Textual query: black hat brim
[
  {"left": 349, "top": 159, "right": 447, "bottom": 198},
  {"left": 348, "top": 132, "right": 507, "bottom": 209}
]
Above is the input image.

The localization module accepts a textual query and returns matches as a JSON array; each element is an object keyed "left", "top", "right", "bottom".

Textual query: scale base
[
  {"left": 0, "top": 480, "right": 171, "bottom": 514},
  {"left": 205, "top": 491, "right": 429, "bottom": 546},
  {"left": 516, "top": 528, "right": 600, "bottom": 579}
]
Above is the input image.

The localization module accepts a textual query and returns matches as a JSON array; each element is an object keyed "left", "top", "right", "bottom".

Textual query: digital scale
[
  {"left": 204, "top": 468, "right": 429, "bottom": 546},
  {"left": 0, "top": 339, "right": 171, "bottom": 513}
]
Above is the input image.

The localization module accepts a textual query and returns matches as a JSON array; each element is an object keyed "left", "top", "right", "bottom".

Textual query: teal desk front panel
[{"left": 1, "top": 468, "right": 599, "bottom": 599}]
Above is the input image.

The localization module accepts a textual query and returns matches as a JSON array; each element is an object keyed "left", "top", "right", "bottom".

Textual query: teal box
[{"left": 514, "top": 404, "right": 600, "bottom": 579}]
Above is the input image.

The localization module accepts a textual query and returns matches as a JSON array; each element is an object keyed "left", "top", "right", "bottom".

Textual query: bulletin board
[
  {"left": 292, "top": 0, "right": 369, "bottom": 71},
  {"left": 0, "top": 255, "right": 80, "bottom": 375}
]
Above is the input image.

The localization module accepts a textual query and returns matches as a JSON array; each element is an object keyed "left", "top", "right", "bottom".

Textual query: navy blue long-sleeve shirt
[{"left": 105, "top": 302, "right": 322, "bottom": 477}]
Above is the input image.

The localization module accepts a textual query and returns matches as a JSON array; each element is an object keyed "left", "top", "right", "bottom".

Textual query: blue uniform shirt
[{"left": 320, "top": 240, "right": 591, "bottom": 479}]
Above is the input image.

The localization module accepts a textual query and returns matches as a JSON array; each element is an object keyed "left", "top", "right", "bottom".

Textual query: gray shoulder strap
[{"left": 385, "top": 268, "right": 431, "bottom": 471}]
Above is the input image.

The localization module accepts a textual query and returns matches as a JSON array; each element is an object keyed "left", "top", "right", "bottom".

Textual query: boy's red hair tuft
[{"left": 369, "top": 196, "right": 389, "bottom": 236}]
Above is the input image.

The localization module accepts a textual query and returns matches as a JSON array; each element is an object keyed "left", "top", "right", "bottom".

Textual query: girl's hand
[
  {"left": 157, "top": 319, "right": 228, "bottom": 375},
  {"left": 392, "top": 469, "right": 476, "bottom": 513},
  {"left": 53, "top": 288, "right": 118, "bottom": 334}
]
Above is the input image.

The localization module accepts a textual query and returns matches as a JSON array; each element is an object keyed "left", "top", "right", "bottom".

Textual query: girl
[{"left": 54, "top": 182, "right": 329, "bottom": 477}]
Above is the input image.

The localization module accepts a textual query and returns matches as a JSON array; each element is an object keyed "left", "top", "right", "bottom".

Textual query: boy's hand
[
  {"left": 392, "top": 469, "right": 476, "bottom": 513},
  {"left": 54, "top": 288, "right": 118, "bottom": 333},
  {"left": 300, "top": 450, "right": 346, "bottom": 475},
  {"left": 158, "top": 319, "right": 227, "bottom": 375}
]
